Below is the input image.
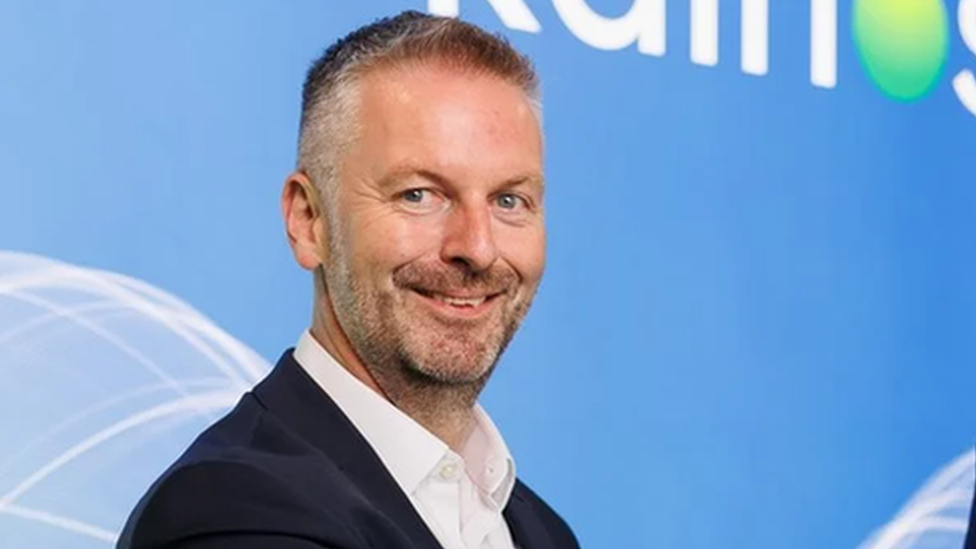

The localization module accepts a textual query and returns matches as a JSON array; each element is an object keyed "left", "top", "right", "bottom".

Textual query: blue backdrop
[{"left": 1, "top": 1, "right": 975, "bottom": 548}]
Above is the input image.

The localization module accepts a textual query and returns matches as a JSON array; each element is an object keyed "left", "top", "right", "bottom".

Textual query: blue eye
[
  {"left": 496, "top": 194, "right": 524, "bottom": 210},
  {"left": 398, "top": 188, "right": 445, "bottom": 213},
  {"left": 403, "top": 189, "right": 427, "bottom": 203}
]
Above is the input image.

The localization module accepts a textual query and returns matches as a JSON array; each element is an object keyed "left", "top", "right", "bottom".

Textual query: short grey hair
[{"left": 297, "top": 10, "right": 541, "bottom": 207}]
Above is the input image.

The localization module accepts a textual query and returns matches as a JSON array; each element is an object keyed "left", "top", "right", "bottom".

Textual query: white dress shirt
[{"left": 293, "top": 331, "right": 518, "bottom": 549}]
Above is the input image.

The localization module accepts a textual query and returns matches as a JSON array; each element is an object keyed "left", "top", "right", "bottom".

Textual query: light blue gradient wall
[{"left": 1, "top": 1, "right": 975, "bottom": 548}]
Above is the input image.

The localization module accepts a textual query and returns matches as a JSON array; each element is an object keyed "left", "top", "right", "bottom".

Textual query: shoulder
[
  {"left": 117, "top": 396, "right": 363, "bottom": 548},
  {"left": 119, "top": 455, "right": 362, "bottom": 548},
  {"left": 512, "top": 479, "right": 582, "bottom": 549}
]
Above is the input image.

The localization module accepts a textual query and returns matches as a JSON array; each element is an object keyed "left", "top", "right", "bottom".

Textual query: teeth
[{"left": 434, "top": 294, "right": 486, "bottom": 307}]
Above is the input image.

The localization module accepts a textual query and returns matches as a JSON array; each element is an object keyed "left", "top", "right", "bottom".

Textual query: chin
[{"left": 401, "top": 346, "right": 500, "bottom": 386}]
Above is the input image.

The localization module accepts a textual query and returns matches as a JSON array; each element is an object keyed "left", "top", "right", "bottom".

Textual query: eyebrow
[
  {"left": 376, "top": 167, "right": 451, "bottom": 191},
  {"left": 500, "top": 173, "right": 545, "bottom": 194},
  {"left": 377, "top": 166, "right": 545, "bottom": 194}
]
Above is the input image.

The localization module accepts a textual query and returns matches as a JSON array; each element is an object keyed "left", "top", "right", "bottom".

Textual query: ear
[{"left": 282, "top": 171, "right": 328, "bottom": 271}]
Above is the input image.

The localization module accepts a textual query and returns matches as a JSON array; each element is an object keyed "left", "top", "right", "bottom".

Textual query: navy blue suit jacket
[{"left": 117, "top": 351, "right": 580, "bottom": 549}]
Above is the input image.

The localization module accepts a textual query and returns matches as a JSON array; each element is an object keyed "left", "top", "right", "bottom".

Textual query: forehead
[{"left": 348, "top": 62, "right": 543, "bottom": 182}]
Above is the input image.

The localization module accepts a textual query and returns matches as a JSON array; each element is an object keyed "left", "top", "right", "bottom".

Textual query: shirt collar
[
  {"left": 462, "top": 406, "right": 516, "bottom": 508},
  {"left": 293, "top": 331, "right": 516, "bottom": 504}
]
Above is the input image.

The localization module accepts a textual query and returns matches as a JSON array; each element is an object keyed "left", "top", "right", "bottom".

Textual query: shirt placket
[{"left": 418, "top": 454, "right": 465, "bottom": 549}]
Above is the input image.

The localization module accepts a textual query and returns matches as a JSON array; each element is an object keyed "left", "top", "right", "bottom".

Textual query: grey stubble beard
[{"left": 322, "top": 244, "right": 533, "bottom": 421}]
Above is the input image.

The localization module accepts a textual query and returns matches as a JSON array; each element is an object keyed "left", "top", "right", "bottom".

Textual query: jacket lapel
[
  {"left": 504, "top": 482, "right": 556, "bottom": 549},
  {"left": 253, "top": 351, "right": 445, "bottom": 549}
]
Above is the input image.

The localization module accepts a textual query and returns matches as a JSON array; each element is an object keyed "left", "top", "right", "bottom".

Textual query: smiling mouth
[{"left": 410, "top": 288, "right": 502, "bottom": 309}]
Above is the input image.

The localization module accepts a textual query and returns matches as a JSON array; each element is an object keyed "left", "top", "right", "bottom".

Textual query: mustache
[{"left": 392, "top": 262, "right": 518, "bottom": 296}]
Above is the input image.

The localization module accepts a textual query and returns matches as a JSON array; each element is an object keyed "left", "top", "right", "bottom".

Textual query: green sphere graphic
[{"left": 853, "top": 0, "right": 950, "bottom": 101}]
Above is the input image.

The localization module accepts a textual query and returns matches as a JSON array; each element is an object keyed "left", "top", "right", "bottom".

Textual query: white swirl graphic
[
  {"left": 0, "top": 251, "right": 269, "bottom": 548},
  {"left": 858, "top": 450, "right": 974, "bottom": 549}
]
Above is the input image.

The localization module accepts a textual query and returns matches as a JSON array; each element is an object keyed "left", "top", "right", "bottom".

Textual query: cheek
[
  {"left": 500, "top": 225, "right": 546, "bottom": 285},
  {"left": 345, "top": 211, "right": 443, "bottom": 274}
]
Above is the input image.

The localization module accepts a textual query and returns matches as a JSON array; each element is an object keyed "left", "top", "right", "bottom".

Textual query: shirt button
[{"left": 440, "top": 463, "right": 458, "bottom": 481}]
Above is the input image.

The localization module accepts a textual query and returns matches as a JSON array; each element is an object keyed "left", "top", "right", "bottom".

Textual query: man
[{"left": 117, "top": 10, "right": 579, "bottom": 549}]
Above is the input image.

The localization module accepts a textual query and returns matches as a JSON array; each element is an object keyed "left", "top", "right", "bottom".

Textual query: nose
[{"left": 440, "top": 201, "right": 499, "bottom": 273}]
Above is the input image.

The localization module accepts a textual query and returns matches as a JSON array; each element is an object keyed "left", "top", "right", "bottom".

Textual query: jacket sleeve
[{"left": 118, "top": 461, "right": 362, "bottom": 549}]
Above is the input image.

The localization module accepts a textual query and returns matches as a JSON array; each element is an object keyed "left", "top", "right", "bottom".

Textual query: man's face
[{"left": 322, "top": 63, "right": 545, "bottom": 387}]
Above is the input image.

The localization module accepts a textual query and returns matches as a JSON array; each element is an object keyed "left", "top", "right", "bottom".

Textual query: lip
[{"left": 408, "top": 288, "right": 503, "bottom": 320}]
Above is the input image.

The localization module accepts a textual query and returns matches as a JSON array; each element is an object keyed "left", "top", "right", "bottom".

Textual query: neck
[
  {"left": 379, "top": 376, "right": 479, "bottom": 451},
  {"left": 309, "top": 292, "right": 479, "bottom": 452}
]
